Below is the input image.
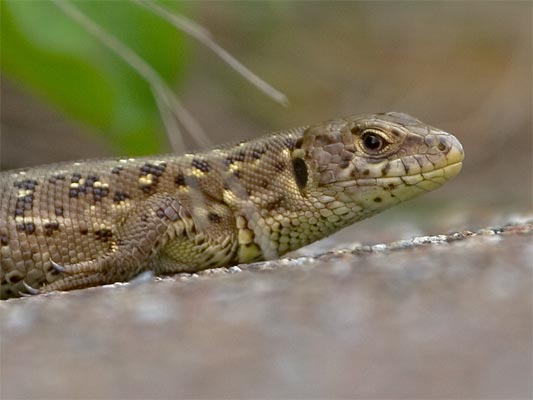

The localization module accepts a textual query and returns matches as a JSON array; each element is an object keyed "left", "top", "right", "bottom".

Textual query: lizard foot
[{"left": 40, "top": 273, "right": 106, "bottom": 293}]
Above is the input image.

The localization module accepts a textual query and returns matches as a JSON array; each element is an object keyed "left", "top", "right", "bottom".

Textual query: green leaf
[{"left": 1, "top": 0, "right": 189, "bottom": 155}]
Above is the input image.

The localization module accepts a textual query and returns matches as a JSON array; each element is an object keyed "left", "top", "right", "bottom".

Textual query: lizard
[{"left": 0, "top": 112, "right": 464, "bottom": 299}]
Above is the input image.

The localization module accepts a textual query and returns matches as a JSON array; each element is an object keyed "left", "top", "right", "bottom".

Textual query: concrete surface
[{"left": 1, "top": 216, "right": 531, "bottom": 399}]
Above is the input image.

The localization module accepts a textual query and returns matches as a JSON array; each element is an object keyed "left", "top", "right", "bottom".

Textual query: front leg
[{"left": 32, "top": 192, "right": 200, "bottom": 294}]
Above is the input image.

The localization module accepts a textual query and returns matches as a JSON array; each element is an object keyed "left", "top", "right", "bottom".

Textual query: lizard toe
[{"left": 50, "top": 259, "right": 67, "bottom": 273}]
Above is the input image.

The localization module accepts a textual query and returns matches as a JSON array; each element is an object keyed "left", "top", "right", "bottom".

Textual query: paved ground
[
  {"left": 1, "top": 4, "right": 531, "bottom": 398},
  {"left": 1, "top": 216, "right": 531, "bottom": 399}
]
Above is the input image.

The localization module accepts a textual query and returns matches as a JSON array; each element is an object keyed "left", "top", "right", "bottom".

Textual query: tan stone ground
[{"left": 1, "top": 218, "right": 531, "bottom": 399}]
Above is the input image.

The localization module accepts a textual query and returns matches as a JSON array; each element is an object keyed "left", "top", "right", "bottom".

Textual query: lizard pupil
[
  {"left": 292, "top": 158, "right": 308, "bottom": 189},
  {"left": 362, "top": 133, "right": 383, "bottom": 151}
]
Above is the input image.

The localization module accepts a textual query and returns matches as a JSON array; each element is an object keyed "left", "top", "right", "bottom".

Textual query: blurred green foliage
[{"left": 1, "top": 0, "right": 189, "bottom": 154}]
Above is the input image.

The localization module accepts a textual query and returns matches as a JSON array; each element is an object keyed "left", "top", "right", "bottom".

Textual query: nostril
[{"left": 438, "top": 142, "right": 447, "bottom": 152}]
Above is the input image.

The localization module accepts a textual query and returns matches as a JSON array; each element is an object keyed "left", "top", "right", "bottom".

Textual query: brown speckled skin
[{"left": 0, "top": 112, "right": 464, "bottom": 298}]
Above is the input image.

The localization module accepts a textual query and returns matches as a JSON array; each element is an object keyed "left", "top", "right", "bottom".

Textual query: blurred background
[{"left": 1, "top": 1, "right": 531, "bottom": 238}]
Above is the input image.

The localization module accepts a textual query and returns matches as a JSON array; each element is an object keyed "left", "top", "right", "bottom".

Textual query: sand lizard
[{"left": 0, "top": 112, "right": 464, "bottom": 298}]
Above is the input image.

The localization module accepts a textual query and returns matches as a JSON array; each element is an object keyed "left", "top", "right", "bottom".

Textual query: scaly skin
[{"left": 0, "top": 112, "right": 464, "bottom": 298}]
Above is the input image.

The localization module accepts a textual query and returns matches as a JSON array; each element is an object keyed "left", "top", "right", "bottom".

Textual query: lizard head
[{"left": 291, "top": 112, "right": 464, "bottom": 221}]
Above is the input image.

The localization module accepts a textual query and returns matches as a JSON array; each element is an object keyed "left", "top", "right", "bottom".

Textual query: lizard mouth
[
  {"left": 437, "top": 161, "right": 463, "bottom": 180},
  {"left": 340, "top": 160, "right": 463, "bottom": 203},
  {"left": 382, "top": 135, "right": 464, "bottom": 190},
  {"left": 407, "top": 137, "right": 465, "bottom": 190},
  {"left": 409, "top": 161, "right": 463, "bottom": 192}
]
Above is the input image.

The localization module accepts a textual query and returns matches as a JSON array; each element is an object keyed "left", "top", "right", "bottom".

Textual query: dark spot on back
[
  {"left": 140, "top": 162, "right": 166, "bottom": 177},
  {"left": 139, "top": 162, "right": 167, "bottom": 195},
  {"left": 192, "top": 158, "right": 210, "bottom": 173},
  {"left": 94, "top": 228, "right": 113, "bottom": 242},
  {"left": 55, "top": 207, "right": 64, "bottom": 217},
  {"left": 14, "top": 197, "right": 33, "bottom": 217},
  {"left": 86, "top": 175, "right": 99, "bottom": 187},
  {"left": 13, "top": 179, "right": 38, "bottom": 190},
  {"left": 235, "top": 150, "right": 246, "bottom": 162},
  {"left": 274, "top": 161, "right": 286, "bottom": 173},
  {"left": 295, "top": 137, "right": 304, "bottom": 149},
  {"left": 363, "top": 169, "right": 370, "bottom": 176},
  {"left": 24, "top": 222, "right": 35, "bottom": 234},
  {"left": 113, "top": 191, "right": 130, "bottom": 203},
  {"left": 71, "top": 173, "right": 82, "bottom": 183},
  {"left": 92, "top": 186, "right": 109, "bottom": 202},
  {"left": 251, "top": 148, "right": 265, "bottom": 160},
  {"left": 1, "top": 236, "right": 8, "bottom": 246},
  {"left": 374, "top": 197, "right": 382, "bottom": 203},
  {"left": 111, "top": 166, "right": 123, "bottom": 175},
  {"left": 13, "top": 181, "right": 38, "bottom": 217},
  {"left": 80, "top": 227, "right": 89, "bottom": 235},
  {"left": 44, "top": 221, "right": 60, "bottom": 236}
]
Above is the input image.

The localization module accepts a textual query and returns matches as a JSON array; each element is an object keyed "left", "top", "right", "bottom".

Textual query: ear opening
[{"left": 292, "top": 157, "right": 308, "bottom": 190}]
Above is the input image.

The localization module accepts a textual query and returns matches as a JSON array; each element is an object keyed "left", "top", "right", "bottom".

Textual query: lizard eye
[{"left": 360, "top": 130, "right": 389, "bottom": 154}]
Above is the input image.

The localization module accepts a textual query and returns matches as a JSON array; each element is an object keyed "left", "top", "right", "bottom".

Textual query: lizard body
[{"left": 0, "top": 112, "right": 464, "bottom": 298}]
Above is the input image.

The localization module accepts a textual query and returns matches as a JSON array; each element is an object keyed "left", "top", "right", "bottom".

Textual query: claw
[
  {"left": 50, "top": 259, "right": 66, "bottom": 273},
  {"left": 22, "top": 280, "right": 40, "bottom": 295}
]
